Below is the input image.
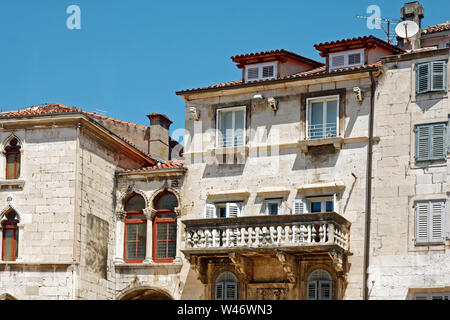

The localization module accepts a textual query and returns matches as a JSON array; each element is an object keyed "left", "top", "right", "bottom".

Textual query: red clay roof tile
[
  {"left": 422, "top": 21, "right": 450, "bottom": 35},
  {"left": 124, "top": 161, "right": 184, "bottom": 172}
]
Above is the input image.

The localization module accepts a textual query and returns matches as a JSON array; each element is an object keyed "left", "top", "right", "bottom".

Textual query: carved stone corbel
[
  {"left": 276, "top": 251, "right": 297, "bottom": 284},
  {"left": 144, "top": 208, "right": 157, "bottom": 220},
  {"left": 328, "top": 248, "right": 344, "bottom": 273},
  {"left": 190, "top": 256, "right": 207, "bottom": 284},
  {"left": 115, "top": 210, "right": 126, "bottom": 222},
  {"left": 229, "top": 253, "right": 249, "bottom": 282}
]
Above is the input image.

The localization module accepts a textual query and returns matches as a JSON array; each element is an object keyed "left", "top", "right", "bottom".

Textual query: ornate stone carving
[
  {"left": 276, "top": 251, "right": 297, "bottom": 283},
  {"left": 229, "top": 253, "right": 249, "bottom": 282},
  {"left": 256, "top": 288, "right": 288, "bottom": 300},
  {"left": 328, "top": 248, "right": 344, "bottom": 272},
  {"left": 190, "top": 256, "right": 207, "bottom": 284}
]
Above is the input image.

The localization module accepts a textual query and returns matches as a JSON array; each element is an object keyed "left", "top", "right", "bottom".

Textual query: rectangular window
[
  {"left": 329, "top": 49, "right": 364, "bottom": 70},
  {"left": 415, "top": 122, "right": 447, "bottom": 162},
  {"left": 415, "top": 200, "right": 445, "bottom": 245},
  {"left": 306, "top": 96, "right": 339, "bottom": 139},
  {"left": 414, "top": 292, "right": 450, "bottom": 300},
  {"left": 217, "top": 106, "right": 246, "bottom": 148},
  {"left": 416, "top": 61, "right": 447, "bottom": 94},
  {"left": 265, "top": 199, "right": 281, "bottom": 216},
  {"left": 204, "top": 202, "right": 243, "bottom": 218},
  {"left": 293, "top": 195, "right": 336, "bottom": 214},
  {"left": 244, "top": 62, "right": 277, "bottom": 82}
]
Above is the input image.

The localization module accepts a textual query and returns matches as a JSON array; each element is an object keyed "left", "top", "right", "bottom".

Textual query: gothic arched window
[
  {"left": 124, "top": 193, "right": 146, "bottom": 263},
  {"left": 1, "top": 210, "right": 19, "bottom": 261},
  {"left": 5, "top": 138, "right": 21, "bottom": 180},
  {"left": 153, "top": 191, "right": 178, "bottom": 263}
]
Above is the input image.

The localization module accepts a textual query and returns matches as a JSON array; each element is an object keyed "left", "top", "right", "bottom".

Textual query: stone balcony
[{"left": 182, "top": 212, "right": 350, "bottom": 255}]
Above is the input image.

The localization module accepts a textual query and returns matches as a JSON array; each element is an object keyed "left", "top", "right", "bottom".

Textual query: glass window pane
[
  {"left": 125, "top": 194, "right": 145, "bottom": 211},
  {"left": 310, "top": 102, "right": 324, "bottom": 139},
  {"left": 219, "top": 207, "right": 227, "bottom": 218},
  {"left": 220, "top": 111, "right": 233, "bottom": 147},
  {"left": 155, "top": 193, "right": 178, "bottom": 210},
  {"left": 167, "top": 241, "right": 176, "bottom": 258},
  {"left": 15, "top": 154, "right": 21, "bottom": 178},
  {"left": 268, "top": 203, "right": 279, "bottom": 215},
  {"left": 126, "top": 214, "right": 145, "bottom": 220},
  {"left": 6, "top": 154, "right": 16, "bottom": 179},
  {"left": 156, "top": 241, "right": 167, "bottom": 258},
  {"left": 326, "top": 201, "right": 334, "bottom": 212},
  {"left": 157, "top": 223, "right": 167, "bottom": 240},
  {"left": 3, "top": 230, "right": 14, "bottom": 261},
  {"left": 311, "top": 202, "right": 322, "bottom": 213},
  {"left": 234, "top": 110, "right": 244, "bottom": 146},
  {"left": 136, "top": 241, "right": 146, "bottom": 259},
  {"left": 325, "top": 100, "right": 338, "bottom": 137},
  {"left": 126, "top": 224, "right": 137, "bottom": 241},
  {"left": 137, "top": 224, "right": 147, "bottom": 241},
  {"left": 126, "top": 242, "right": 137, "bottom": 259},
  {"left": 168, "top": 222, "right": 177, "bottom": 240}
]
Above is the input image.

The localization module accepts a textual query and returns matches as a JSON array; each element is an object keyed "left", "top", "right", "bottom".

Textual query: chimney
[
  {"left": 399, "top": 1, "right": 424, "bottom": 49},
  {"left": 147, "top": 113, "right": 172, "bottom": 162}
]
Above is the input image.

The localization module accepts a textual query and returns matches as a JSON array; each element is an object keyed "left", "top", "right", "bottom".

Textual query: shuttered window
[
  {"left": 416, "top": 61, "right": 447, "bottom": 94},
  {"left": 293, "top": 199, "right": 308, "bottom": 214},
  {"left": 244, "top": 62, "right": 277, "bottom": 82},
  {"left": 415, "top": 200, "right": 445, "bottom": 245},
  {"left": 306, "top": 269, "right": 333, "bottom": 300},
  {"left": 204, "top": 202, "right": 242, "bottom": 218},
  {"left": 215, "top": 272, "right": 238, "bottom": 300},
  {"left": 415, "top": 122, "right": 447, "bottom": 162},
  {"left": 329, "top": 49, "right": 364, "bottom": 70}
]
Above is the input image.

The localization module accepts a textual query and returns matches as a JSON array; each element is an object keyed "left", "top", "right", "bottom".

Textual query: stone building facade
[{"left": 0, "top": 1, "right": 449, "bottom": 301}]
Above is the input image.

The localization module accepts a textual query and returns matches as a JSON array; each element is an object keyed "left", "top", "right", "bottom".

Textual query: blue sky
[{"left": 0, "top": 0, "right": 448, "bottom": 138}]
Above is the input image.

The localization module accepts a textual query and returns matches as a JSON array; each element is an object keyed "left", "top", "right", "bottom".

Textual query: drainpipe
[{"left": 363, "top": 70, "right": 376, "bottom": 300}]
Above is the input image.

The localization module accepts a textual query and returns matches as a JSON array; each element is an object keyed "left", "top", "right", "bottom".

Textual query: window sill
[
  {"left": 0, "top": 179, "right": 25, "bottom": 190},
  {"left": 298, "top": 137, "right": 344, "bottom": 153},
  {"left": 114, "top": 260, "right": 183, "bottom": 269}
]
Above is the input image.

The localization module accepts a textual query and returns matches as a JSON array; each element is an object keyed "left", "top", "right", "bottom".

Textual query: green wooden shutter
[
  {"left": 215, "top": 283, "right": 224, "bottom": 300},
  {"left": 416, "top": 125, "right": 431, "bottom": 161},
  {"left": 307, "top": 281, "right": 317, "bottom": 300},
  {"left": 431, "top": 61, "right": 446, "bottom": 91},
  {"left": 416, "top": 63, "right": 431, "bottom": 94},
  {"left": 319, "top": 280, "right": 332, "bottom": 300},
  {"left": 431, "top": 123, "right": 447, "bottom": 160}
]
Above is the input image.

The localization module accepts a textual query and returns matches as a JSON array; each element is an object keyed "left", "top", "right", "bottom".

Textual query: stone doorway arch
[{"left": 117, "top": 286, "right": 173, "bottom": 300}]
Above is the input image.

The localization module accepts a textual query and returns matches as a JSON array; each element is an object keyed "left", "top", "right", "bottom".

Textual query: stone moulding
[{"left": 206, "top": 190, "right": 250, "bottom": 199}]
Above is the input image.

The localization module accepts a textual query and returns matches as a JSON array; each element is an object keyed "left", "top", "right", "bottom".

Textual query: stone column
[
  {"left": 144, "top": 208, "right": 155, "bottom": 263},
  {"left": 115, "top": 211, "right": 125, "bottom": 263}
]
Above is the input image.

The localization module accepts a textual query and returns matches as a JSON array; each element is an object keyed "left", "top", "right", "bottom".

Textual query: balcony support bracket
[
  {"left": 276, "top": 251, "right": 297, "bottom": 284},
  {"left": 229, "top": 252, "right": 250, "bottom": 282},
  {"left": 328, "top": 248, "right": 344, "bottom": 273}
]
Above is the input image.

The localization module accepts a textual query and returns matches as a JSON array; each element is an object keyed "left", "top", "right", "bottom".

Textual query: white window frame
[
  {"left": 244, "top": 62, "right": 277, "bottom": 82},
  {"left": 308, "top": 196, "right": 335, "bottom": 213},
  {"left": 265, "top": 199, "right": 282, "bottom": 216},
  {"left": 206, "top": 202, "right": 243, "bottom": 218},
  {"left": 329, "top": 49, "right": 364, "bottom": 70},
  {"left": 306, "top": 95, "right": 340, "bottom": 140},
  {"left": 216, "top": 106, "right": 246, "bottom": 148}
]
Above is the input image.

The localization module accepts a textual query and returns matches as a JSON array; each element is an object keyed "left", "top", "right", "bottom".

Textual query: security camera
[
  {"left": 267, "top": 97, "right": 278, "bottom": 111},
  {"left": 353, "top": 87, "right": 364, "bottom": 103}
]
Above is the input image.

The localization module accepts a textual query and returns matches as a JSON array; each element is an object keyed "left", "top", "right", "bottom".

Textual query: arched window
[
  {"left": 124, "top": 193, "right": 146, "bottom": 263},
  {"left": 1, "top": 210, "right": 19, "bottom": 261},
  {"left": 5, "top": 138, "right": 21, "bottom": 180},
  {"left": 153, "top": 191, "right": 178, "bottom": 263},
  {"left": 307, "top": 269, "right": 332, "bottom": 300},
  {"left": 215, "top": 271, "right": 238, "bottom": 300}
]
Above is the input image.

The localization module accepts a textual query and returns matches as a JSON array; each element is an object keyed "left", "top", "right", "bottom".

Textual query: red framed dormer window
[
  {"left": 5, "top": 138, "right": 21, "bottom": 180},
  {"left": 152, "top": 192, "right": 178, "bottom": 263},
  {"left": 123, "top": 194, "right": 146, "bottom": 263},
  {"left": 2, "top": 211, "right": 19, "bottom": 261}
]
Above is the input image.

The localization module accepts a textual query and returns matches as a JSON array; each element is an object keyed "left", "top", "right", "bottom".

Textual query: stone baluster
[
  {"left": 256, "top": 227, "right": 262, "bottom": 247},
  {"left": 192, "top": 230, "right": 199, "bottom": 248},
  {"left": 270, "top": 226, "right": 277, "bottom": 245},
  {"left": 299, "top": 225, "right": 306, "bottom": 243},
  {"left": 198, "top": 230, "right": 205, "bottom": 248},
  {"left": 319, "top": 224, "right": 324, "bottom": 243},
  {"left": 327, "top": 223, "right": 335, "bottom": 245},
  {"left": 205, "top": 229, "right": 212, "bottom": 248},
  {"left": 212, "top": 229, "right": 217, "bottom": 247},
  {"left": 226, "top": 228, "right": 230, "bottom": 247},
  {"left": 186, "top": 230, "right": 192, "bottom": 248},
  {"left": 240, "top": 228, "right": 246, "bottom": 247},
  {"left": 276, "top": 226, "right": 283, "bottom": 245}
]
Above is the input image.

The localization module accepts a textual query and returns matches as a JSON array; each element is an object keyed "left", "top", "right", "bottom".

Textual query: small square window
[
  {"left": 311, "top": 202, "right": 322, "bottom": 213},
  {"left": 265, "top": 199, "right": 281, "bottom": 216}
]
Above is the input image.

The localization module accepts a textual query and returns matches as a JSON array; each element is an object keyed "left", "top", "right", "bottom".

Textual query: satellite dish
[{"left": 395, "top": 20, "right": 419, "bottom": 39}]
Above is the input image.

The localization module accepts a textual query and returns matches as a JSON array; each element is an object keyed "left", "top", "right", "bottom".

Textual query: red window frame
[
  {"left": 152, "top": 209, "right": 177, "bottom": 263},
  {"left": 2, "top": 213, "right": 19, "bottom": 261},
  {"left": 123, "top": 195, "right": 147, "bottom": 263},
  {"left": 5, "top": 139, "right": 21, "bottom": 180}
]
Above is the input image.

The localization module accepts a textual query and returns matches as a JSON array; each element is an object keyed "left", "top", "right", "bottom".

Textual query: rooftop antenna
[
  {"left": 357, "top": 16, "right": 401, "bottom": 43},
  {"left": 395, "top": 20, "right": 419, "bottom": 51}
]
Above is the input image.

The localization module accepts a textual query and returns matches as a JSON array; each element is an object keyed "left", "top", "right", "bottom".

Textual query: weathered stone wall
[
  {"left": 0, "top": 127, "right": 77, "bottom": 299},
  {"left": 182, "top": 75, "right": 374, "bottom": 299},
  {"left": 369, "top": 52, "right": 450, "bottom": 299}
]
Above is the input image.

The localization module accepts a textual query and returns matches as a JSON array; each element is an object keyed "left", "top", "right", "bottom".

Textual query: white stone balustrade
[{"left": 183, "top": 213, "right": 350, "bottom": 252}]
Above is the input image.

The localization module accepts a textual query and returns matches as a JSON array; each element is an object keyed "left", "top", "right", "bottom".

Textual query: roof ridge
[{"left": 83, "top": 111, "right": 148, "bottom": 128}]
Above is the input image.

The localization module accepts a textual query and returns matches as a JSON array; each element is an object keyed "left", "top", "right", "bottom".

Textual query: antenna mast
[{"left": 357, "top": 16, "right": 401, "bottom": 43}]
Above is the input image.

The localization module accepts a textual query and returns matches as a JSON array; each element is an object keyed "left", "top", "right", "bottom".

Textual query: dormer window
[
  {"left": 329, "top": 49, "right": 364, "bottom": 70},
  {"left": 244, "top": 62, "right": 277, "bottom": 82}
]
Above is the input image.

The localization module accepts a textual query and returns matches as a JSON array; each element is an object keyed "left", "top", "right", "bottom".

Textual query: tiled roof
[
  {"left": 422, "top": 21, "right": 450, "bottom": 35},
  {"left": 0, "top": 104, "right": 80, "bottom": 117},
  {"left": 231, "top": 49, "right": 324, "bottom": 67},
  {"left": 123, "top": 161, "right": 184, "bottom": 172},
  {"left": 84, "top": 111, "right": 148, "bottom": 128},
  {"left": 177, "top": 62, "right": 382, "bottom": 94},
  {"left": 314, "top": 35, "right": 405, "bottom": 54}
]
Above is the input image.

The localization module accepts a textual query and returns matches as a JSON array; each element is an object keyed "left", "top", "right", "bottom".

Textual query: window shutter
[
  {"left": 319, "top": 280, "right": 332, "bottom": 300},
  {"left": 247, "top": 67, "right": 259, "bottom": 80},
  {"left": 293, "top": 199, "right": 308, "bottom": 214},
  {"left": 226, "top": 203, "right": 240, "bottom": 218},
  {"left": 348, "top": 53, "right": 361, "bottom": 65},
  {"left": 331, "top": 55, "right": 345, "bottom": 68},
  {"left": 430, "top": 201, "right": 444, "bottom": 243},
  {"left": 204, "top": 204, "right": 216, "bottom": 218},
  {"left": 415, "top": 202, "right": 429, "bottom": 244},
  {"left": 416, "top": 63, "right": 430, "bottom": 94},
  {"left": 431, "top": 61, "right": 446, "bottom": 91},
  {"left": 215, "top": 283, "right": 224, "bottom": 300},
  {"left": 225, "top": 282, "right": 237, "bottom": 300},
  {"left": 262, "top": 65, "right": 274, "bottom": 78},
  {"left": 431, "top": 123, "right": 446, "bottom": 160},
  {"left": 416, "top": 125, "right": 431, "bottom": 161},
  {"left": 307, "top": 281, "right": 317, "bottom": 300}
]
